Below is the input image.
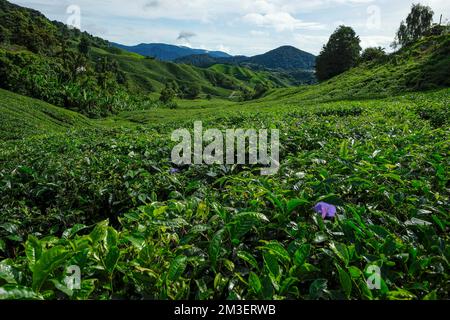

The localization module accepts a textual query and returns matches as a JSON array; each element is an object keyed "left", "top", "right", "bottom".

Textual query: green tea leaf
[
  {"left": 25, "top": 235, "right": 42, "bottom": 269},
  {"left": 294, "top": 244, "right": 311, "bottom": 266},
  {"left": 337, "top": 265, "right": 352, "bottom": 298},
  {"left": 287, "top": 199, "right": 309, "bottom": 214},
  {"left": 260, "top": 241, "right": 290, "bottom": 264},
  {"left": 0, "top": 285, "right": 43, "bottom": 300},
  {"left": 31, "top": 246, "right": 70, "bottom": 291},
  {"left": 228, "top": 212, "right": 269, "bottom": 242},
  {"left": 237, "top": 251, "right": 259, "bottom": 269},
  {"left": 167, "top": 255, "right": 187, "bottom": 282},
  {"left": 309, "top": 279, "right": 328, "bottom": 299},
  {"left": 249, "top": 272, "right": 262, "bottom": 294},
  {"left": 330, "top": 242, "right": 350, "bottom": 266},
  {"left": 209, "top": 229, "right": 224, "bottom": 270},
  {"left": 0, "top": 259, "right": 22, "bottom": 284},
  {"left": 104, "top": 247, "right": 120, "bottom": 274}
]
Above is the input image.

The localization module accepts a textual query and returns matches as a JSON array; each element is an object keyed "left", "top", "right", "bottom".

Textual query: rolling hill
[
  {"left": 0, "top": 0, "right": 285, "bottom": 110},
  {"left": 91, "top": 46, "right": 291, "bottom": 97},
  {"left": 257, "top": 34, "right": 450, "bottom": 104},
  {"left": 175, "top": 46, "right": 317, "bottom": 84},
  {"left": 248, "top": 46, "right": 316, "bottom": 70},
  {"left": 0, "top": 0, "right": 449, "bottom": 302},
  {"left": 0, "top": 88, "right": 91, "bottom": 140}
]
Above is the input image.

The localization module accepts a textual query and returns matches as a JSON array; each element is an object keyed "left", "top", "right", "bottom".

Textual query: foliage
[
  {"left": 316, "top": 26, "right": 361, "bottom": 81},
  {"left": 78, "top": 36, "right": 90, "bottom": 57},
  {"left": 0, "top": 0, "right": 283, "bottom": 118},
  {"left": 160, "top": 82, "right": 177, "bottom": 104},
  {"left": 0, "top": 88, "right": 449, "bottom": 300},
  {"left": 393, "top": 4, "right": 434, "bottom": 49},
  {"left": 0, "top": 0, "right": 449, "bottom": 302},
  {"left": 180, "top": 83, "right": 201, "bottom": 100},
  {"left": 177, "top": 47, "right": 318, "bottom": 85},
  {"left": 360, "top": 47, "right": 387, "bottom": 63},
  {"left": 0, "top": 48, "right": 145, "bottom": 117},
  {"left": 262, "top": 35, "right": 449, "bottom": 103}
]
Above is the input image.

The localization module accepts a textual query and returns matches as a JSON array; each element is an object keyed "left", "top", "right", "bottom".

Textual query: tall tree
[
  {"left": 360, "top": 47, "right": 386, "bottom": 63},
  {"left": 316, "top": 26, "right": 361, "bottom": 81},
  {"left": 78, "top": 36, "right": 90, "bottom": 56},
  {"left": 393, "top": 4, "right": 434, "bottom": 48},
  {"left": 159, "top": 83, "right": 176, "bottom": 104}
]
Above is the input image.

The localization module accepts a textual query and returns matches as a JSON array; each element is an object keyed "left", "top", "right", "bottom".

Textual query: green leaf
[
  {"left": 0, "top": 285, "right": 43, "bottom": 300},
  {"left": 62, "top": 224, "right": 87, "bottom": 239},
  {"left": 90, "top": 220, "right": 108, "bottom": 244},
  {"left": 263, "top": 253, "right": 280, "bottom": 289},
  {"left": 313, "top": 232, "right": 328, "bottom": 244},
  {"left": 339, "top": 140, "right": 349, "bottom": 159},
  {"left": 348, "top": 266, "right": 363, "bottom": 279},
  {"left": 31, "top": 246, "right": 70, "bottom": 292},
  {"left": 105, "top": 227, "right": 119, "bottom": 250},
  {"left": 387, "top": 289, "right": 416, "bottom": 300},
  {"left": 423, "top": 290, "right": 437, "bottom": 300},
  {"left": 0, "top": 259, "right": 22, "bottom": 284},
  {"left": 287, "top": 199, "right": 309, "bottom": 214},
  {"left": 337, "top": 265, "right": 352, "bottom": 298},
  {"left": 223, "top": 259, "right": 234, "bottom": 272},
  {"left": 167, "top": 255, "right": 187, "bottom": 282},
  {"left": 356, "top": 278, "right": 373, "bottom": 300},
  {"left": 431, "top": 215, "right": 445, "bottom": 232},
  {"left": 228, "top": 212, "right": 269, "bottom": 242},
  {"left": 209, "top": 229, "right": 224, "bottom": 270},
  {"left": 237, "top": 251, "right": 259, "bottom": 269},
  {"left": 294, "top": 244, "right": 311, "bottom": 266},
  {"left": 381, "top": 173, "right": 404, "bottom": 185},
  {"left": 260, "top": 241, "right": 290, "bottom": 264},
  {"left": 25, "top": 235, "right": 42, "bottom": 269},
  {"left": 330, "top": 242, "right": 350, "bottom": 266},
  {"left": 248, "top": 272, "right": 262, "bottom": 294},
  {"left": 104, "top": 247, "right": 120, "bottom": 274},
  {"left": 309, "top": 279, "right": 328, "bottom": 299},
  {"left": 50, "top": 279, "right": 73, "bottom": 297}
]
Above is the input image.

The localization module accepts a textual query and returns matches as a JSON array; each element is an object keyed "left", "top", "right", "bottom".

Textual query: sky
[{"left": 9, "top": 0, "right": 450, "bottom": 56}]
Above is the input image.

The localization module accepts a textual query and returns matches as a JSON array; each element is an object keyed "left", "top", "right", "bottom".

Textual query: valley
[{"left": 0, "top": 0, "right": 448, "bottom": 301}]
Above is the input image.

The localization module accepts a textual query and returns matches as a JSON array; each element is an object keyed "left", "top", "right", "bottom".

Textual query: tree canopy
[
  {"left": 360, "top": 47, "right": 387, "bottom": 63},
  {"left": 393, "top": 4, "right": 434, "bottom": 49},
  {"left": 315, "top": 26, "right": 361, "bottom": 82}
]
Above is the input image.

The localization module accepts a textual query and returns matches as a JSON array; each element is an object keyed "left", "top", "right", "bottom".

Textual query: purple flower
[
  {"left": 314, "top": 202, "right": 337, "bottom": 219},
  {"left": 170, "top": 168, "right": 180, "bottom": 174}
]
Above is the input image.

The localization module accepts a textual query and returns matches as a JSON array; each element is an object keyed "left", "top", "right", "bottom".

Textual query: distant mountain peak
[{"left": 111, "top": 43, "right": 231, "bottom": 61}]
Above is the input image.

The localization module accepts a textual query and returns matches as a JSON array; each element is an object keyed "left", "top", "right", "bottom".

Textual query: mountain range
[
  {"left": 114, "top": 43, "right": 318, "bottom": 84},
  {"left": 111, "top": 43, "right": 231, "bottom": 61}
]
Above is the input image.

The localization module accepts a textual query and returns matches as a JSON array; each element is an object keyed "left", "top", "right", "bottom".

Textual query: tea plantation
[
  {"left": 0, "top": 0, "right": 448, "bottom": 300},
  {"left": 0, "top": 86, "right": 448, "bottom": 300}
]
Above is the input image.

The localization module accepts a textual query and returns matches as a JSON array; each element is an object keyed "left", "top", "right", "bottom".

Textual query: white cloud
[
  {"left": 250, "top": 30, "right": 269, "bottom": 36},
  {"left": 360, "top": 35, "right": 393, "bottom": 49},
  {"left": 9, "top": 0, "right": 450, "bottom": 56},
  {"left": 243, "top": 12, "right": 324, "bottom": 31}
]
